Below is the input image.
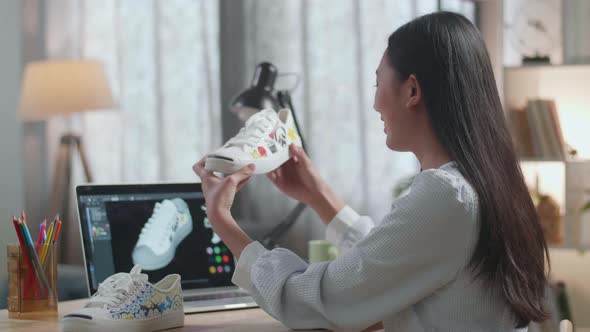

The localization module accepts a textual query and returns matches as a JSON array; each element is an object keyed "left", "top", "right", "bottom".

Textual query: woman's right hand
[{"left": 267, "top": 144, "right": 345, "bottom": 224}]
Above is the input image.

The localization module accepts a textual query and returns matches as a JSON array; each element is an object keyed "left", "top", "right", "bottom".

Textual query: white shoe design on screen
[{"left": 132, "top": 199, "right": 193, "bottom": 271}]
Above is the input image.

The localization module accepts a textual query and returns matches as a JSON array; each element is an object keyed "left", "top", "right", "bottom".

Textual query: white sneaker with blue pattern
[{"left": 62, "top": 265, "right": 184, "bottom": 332}]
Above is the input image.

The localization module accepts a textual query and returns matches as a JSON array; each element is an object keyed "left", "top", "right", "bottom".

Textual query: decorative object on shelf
[
  {"left": 530, "top": 175, "right": 563, "bottom": 245},
  {"left": 521, "top": 55, "right": 551, "bottom": 65},
  {"left": 503, "top": 0, "right": 562, "bottom": 66},
  {"left": 537, "top": 194, "right": 564, "bottom": 245},
  {"left": 552, "top": 281, "right": 574, "bottom": 328},
  {"left": 563, "top": 161, "right": 590, "bottom": 249}
]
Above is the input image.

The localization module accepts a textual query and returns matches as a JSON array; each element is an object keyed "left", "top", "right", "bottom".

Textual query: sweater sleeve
[
  {"left": 231, "top": 169, "right": 479, "bottom": 330},
  {"left": 325, "top": 205, "right": 376, "bottom": 250}
]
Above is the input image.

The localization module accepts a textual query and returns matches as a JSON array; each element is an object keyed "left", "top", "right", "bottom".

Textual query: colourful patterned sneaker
[
  {"left": 205, "top": 108, "right": 302, "bottom": 174},
  {"left": 62, "top": 265, "right": 184, "bottom": 332}
]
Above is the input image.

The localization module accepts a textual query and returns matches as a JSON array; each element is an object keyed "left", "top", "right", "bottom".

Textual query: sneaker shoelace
[
  {"left": 225, "top": 110, "right": 278, "bottom": 149},
  {"left": 138, "top": 202, "right": 176, "bottom": 246},
  {"left": 86, "top": 265, "right": 148, "bottom": 309}
]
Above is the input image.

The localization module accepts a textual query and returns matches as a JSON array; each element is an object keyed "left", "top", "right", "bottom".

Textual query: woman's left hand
[{"left": 192, "top": 157, "right": 255, "bottom": 220}]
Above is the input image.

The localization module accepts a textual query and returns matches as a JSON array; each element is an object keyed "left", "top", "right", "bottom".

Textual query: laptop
[{"left": 75, "top": 182, "right": 258, "bottom": 313}]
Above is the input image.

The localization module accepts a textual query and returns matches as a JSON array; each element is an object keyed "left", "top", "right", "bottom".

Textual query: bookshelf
[{"left": 504, "top": 64, "right": 590, "bottom": 250}]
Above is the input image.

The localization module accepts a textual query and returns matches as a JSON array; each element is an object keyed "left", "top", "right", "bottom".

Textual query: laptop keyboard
[{"left": 184, "top": 291, "right": 251, "bottom": 302}]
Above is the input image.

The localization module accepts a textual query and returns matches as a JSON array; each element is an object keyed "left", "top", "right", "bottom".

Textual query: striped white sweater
[{"left": 232, "top": 161, "right": 526, "bottom": 331}]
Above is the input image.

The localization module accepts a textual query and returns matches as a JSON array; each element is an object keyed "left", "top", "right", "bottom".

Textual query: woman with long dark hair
[{"left": 194, "top": 11, "right": 548, "bottom": 331}]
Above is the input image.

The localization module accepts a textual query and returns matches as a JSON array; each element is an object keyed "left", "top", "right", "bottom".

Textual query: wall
[
  {"left": 563, "top": 0, "right": 590, "bottom": 64},
  {"left": 478, "top": 0, "right": 504, "bottom": 103},
  {"left": 0, "top": 0, "right": 24, "bottom": 308}
]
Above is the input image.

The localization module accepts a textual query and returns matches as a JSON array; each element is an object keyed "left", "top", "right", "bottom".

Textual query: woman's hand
[
  {"left": 192, "top": 157, "right": 254, "bottom": 259},
  {"left": 193, "top": 157, "right": 254, "bottom": 219},
  {"left": 268, "top": 144, "right": 345, "bottom": 224},
  {"left": 267, "top": 144, "right": 324, "bottom": 205}
]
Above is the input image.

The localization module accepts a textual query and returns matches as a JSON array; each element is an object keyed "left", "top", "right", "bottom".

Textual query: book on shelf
[
  {"left": 527, "top": 100, "right": 549, "bottom": 158},
  {"left": 508, "top": 108, "right": 535, "bottom": 158},
  {"left": 509, "top": 99, "right": 566, "bottom": 160},
  {"left": 548, "top": 100, "right": 566, "bottom": 159},
  {"left": 538, "top": 99, "right": 565, "bottom": 160}
]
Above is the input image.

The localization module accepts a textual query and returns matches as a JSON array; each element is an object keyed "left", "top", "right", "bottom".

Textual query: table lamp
[
  {"left": 19, "top": 60, "right": 115, "bottom": 223},
  {"left": 230, "top": 62, "right": 307, "bottom": 248},
  {"left": 231, "top": 62, "right": 280, "bottom": 122}
]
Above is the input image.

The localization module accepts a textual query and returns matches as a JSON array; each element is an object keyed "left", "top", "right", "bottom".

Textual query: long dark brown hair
[{"left": 386, "top": 12, "right": 549, "bottom": 327}]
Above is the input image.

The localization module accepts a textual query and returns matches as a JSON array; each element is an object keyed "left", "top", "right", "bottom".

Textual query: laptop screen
[{"left": 76, "top": 183, "right": 235, "bottom": 295}]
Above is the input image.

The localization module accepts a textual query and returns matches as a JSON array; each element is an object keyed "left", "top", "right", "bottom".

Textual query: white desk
[
  {"left": 4, "top": 299, "right": 584, "bottom": 332},
  {"left": 0, "top": 299, "right": 384, "bottom": 332}
]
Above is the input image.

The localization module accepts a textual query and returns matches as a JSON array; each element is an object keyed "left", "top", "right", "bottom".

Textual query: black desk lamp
[{"left": 231, "top": 62, "right": 307, "bottom": 248}]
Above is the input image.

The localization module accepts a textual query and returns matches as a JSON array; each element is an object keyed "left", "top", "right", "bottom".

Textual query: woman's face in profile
[{"left": 373, "top": 52, "right": 413, "bottom": 152}]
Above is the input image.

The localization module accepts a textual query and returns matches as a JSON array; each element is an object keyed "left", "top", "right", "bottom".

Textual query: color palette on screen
[{"left": 206, "top": 245, "right": 232, "bottom": 275}]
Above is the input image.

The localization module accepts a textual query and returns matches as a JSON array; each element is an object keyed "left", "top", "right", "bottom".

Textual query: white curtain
[
  {"left": 46, "top": 0, "right": 221, "bottom": 184},
  {"left": 44, "top": 0, "right": 476, "bottom": 258}
]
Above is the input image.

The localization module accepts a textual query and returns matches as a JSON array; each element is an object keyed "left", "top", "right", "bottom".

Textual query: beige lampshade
[{"left": 19, "top": 60, "right": 115, "bottom": 121}]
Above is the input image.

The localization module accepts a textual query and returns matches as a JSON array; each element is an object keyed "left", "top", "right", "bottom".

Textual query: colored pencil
[
  {"left": 12, "top": 216, "right": 40, "bottom": 295},
  {"left": 17, "top": 219, "right": 44, "bottom": 295},
  {"left": 20, "top": 218, "right": 52, "bottom": 296},
  {"left": 36, "top": 220, "right": 46, "bottom": 254},
  {"left": 21, "top": 211, "right": 25, "bottom": 224},
  {"left": 32, "top": 219, "right": 46, "bottom": 295},
  {"left": 52, "top": 220, "right": 62, "bottom": 243},
  {"left": 41, "top": 221, "right": 55, "bottom": 264}
]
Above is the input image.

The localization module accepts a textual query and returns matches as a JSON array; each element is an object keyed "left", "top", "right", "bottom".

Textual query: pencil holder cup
[{"left": 7, "top": 243, "right": 58, "bottom": 319}]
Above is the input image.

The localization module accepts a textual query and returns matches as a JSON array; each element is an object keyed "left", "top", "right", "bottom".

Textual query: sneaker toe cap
[
  {"left": 63, "top": 307, "right": 111, "bottom": 321},
  {"left": 207, "top": 146, "right": 247, "bottom": 162}
]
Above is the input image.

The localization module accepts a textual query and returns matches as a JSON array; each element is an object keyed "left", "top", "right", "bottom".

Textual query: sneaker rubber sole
[
  {"left": 62, "top": 309, "right": 184, "bottom": 332},
  {"left": 205, "top": 148, "right": 290, "bottom": 175}
]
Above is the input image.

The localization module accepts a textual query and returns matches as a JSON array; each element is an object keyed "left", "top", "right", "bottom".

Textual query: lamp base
[{"left": 48, "top": 133, "right": 93, "bottom": 262}]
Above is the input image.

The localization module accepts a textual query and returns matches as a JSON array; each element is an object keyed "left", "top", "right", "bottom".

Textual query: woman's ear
[{"left": 405, "top": 74, "right": 422, "bottom": 108}]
